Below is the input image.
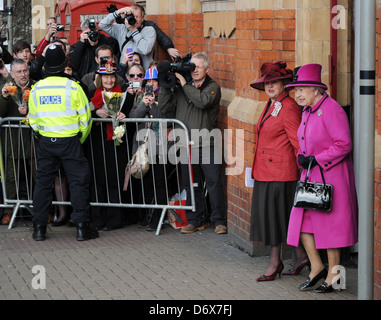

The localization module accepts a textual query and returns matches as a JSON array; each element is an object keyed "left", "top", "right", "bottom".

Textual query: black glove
[{"left": 298, "top": 155, "right": 318, "bottom": 169}]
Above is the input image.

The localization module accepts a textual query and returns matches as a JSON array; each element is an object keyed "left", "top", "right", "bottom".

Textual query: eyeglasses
[{"left": 128, "top": 73, "right": 143, "bottom": 78}]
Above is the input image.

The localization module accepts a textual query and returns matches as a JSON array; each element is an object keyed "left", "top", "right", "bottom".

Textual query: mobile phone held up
[
  {"left": 127, "top": 47, "right": 134, "bottom": 60},
  {"left": 146, "top": 84, "right": 154, "bottom": 97}
]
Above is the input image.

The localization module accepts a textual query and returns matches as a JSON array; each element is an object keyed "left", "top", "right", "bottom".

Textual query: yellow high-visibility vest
[{"left": 28, "top": 76, "right": 92, "bottom": 144}]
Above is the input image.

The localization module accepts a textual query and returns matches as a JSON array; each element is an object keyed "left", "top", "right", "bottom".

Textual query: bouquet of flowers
[
  {"left": 7, "top": 83, "right": 31, "bottom": 125},
  {"left": 102, "top": 91, "right": 127, "bottom": 145},
  {"left": 6, "top": 83, "right": 31, "bottom": 108}
]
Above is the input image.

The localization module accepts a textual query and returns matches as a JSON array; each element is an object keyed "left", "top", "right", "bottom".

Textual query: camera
[
  {"left": 157, "top": 53, "right": 196, "bottom": 89},
  {"left": 129, "top": 81, "right": 141, "bottom": 89},
  {"left": 169, "top": 53, "right": 195, "bottom": 73},
  {"left": 87, "top": 18, "right": 99, "bottom": 42},
  {"left": 116, "top": 13, "right": 136, "bottom": 26},
  {"left": 107, "top": 4, "right": 137, "bottom": 26},
  {"left": 99, "top": 56, "right": 109, "bottom": 66},
  {"left": 145, "top": 84, "right": 154, "bottom": 97},
  {"left": 56, "top": 25, "right": 65, "bottom": 31},
  {"left": 124, "top": 13, "right": 136, "bottom": 26}
]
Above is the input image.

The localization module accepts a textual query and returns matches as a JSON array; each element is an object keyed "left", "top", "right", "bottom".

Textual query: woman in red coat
[{"left": 250, "top": 61, "right": 307, "bottom": 281}]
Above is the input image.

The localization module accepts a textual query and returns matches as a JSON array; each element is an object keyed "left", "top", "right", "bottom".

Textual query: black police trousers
[{"left": 32, "top": 136, "right": 91, "bottom": 226}]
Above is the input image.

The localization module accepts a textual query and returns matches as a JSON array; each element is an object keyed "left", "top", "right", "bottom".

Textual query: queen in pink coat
[{"left": 285, "top": 64, "right": 358, "bottom": 294}]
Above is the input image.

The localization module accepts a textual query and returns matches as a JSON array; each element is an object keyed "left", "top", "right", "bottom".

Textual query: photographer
[
  {"left": 99, "top": 5, "right": 156, "bottom": 70},
  {"left": 158, "top": 52, "right": 227, "bottom": 235},
  {"left": 69, "top": 19, "right": 120, "bottom": 79},
  {"left": 106, "top": 4, "right": 180, "bottom": 62},
  {"left": 35, "top": 17, "right": 60, "bottom": 58}
]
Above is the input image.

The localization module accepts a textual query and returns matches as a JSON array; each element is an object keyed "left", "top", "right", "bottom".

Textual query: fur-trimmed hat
[{"left": 250, "top": 61, "right": 293, "bottom": 91}]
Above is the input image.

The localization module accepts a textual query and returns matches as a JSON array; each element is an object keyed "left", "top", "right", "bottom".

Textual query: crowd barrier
[{"left": 0, "top": 117, "right": 196, "bottom": 235}]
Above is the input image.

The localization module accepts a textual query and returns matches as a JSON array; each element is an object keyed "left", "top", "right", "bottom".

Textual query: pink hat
[
  {"left": 285, "top": 63, "right": 328, "bottom": 90},
  {"left": 250, "top": 61, "right": 293, "bottom": 91}
]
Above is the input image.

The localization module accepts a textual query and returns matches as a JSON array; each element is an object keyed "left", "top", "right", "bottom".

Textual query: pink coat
[{"left": 287, "top": 93, "right": 358, "bottom": 249}]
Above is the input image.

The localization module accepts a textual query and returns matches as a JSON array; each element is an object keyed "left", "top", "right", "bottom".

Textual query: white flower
[{"left": 113, "top": 125, "right": 126, "bottom": 144}]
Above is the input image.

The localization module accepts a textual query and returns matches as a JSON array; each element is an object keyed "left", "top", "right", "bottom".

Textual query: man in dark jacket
[
  {"left": 69, "top": 19, "right": 120, "bottom": 79},
  {"left": 159, "top": 52, "right": 227, "bottom": 235},
  {"left": 0, "top": 59, "right": 35, "bottom": 225}
]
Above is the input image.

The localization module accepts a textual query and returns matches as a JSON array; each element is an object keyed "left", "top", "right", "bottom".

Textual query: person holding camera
[
  {"left": 69, "top": 19, "right": 120, "bottom": 79},
  {"left": 129, "top": 67, "right": 174, "bottom": 231},
  {"left": 35, "top": 17, "right": 60, "bottom": 58},
  {"left": 158, "top": 52, "right": 227, "bottom": 235},
  {"left": 99, "top": 5, "right": 156, "bottom": 70}
]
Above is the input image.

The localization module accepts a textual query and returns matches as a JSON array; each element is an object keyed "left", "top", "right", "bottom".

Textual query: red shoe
[
  {"left": 256, "top": 262, "right": 284, "bottom": 282},
  {"left": 282, "top": 257, "right": 310, "bottom": 276}
]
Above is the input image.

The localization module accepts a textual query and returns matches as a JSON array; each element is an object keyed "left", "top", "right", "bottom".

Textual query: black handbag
[{"left": 293, "top": 158, "right": 333, "bottom": 212}]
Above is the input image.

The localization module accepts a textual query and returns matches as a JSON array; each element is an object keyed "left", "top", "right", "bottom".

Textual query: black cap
[{"left": 43, "top": 45, "right": 68, "bottom": 74}]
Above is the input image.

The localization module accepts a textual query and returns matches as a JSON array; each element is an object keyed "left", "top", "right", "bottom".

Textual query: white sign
[{"left": 0, "top": 1, "right": 4, "bottom": 12}]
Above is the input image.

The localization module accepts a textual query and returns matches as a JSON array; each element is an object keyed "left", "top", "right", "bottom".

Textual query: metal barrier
[{"left": 0, "top": 117, "right": 196, "bottom": 235}]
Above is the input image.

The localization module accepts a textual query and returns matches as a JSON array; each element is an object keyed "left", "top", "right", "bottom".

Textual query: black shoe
[
  {"left": 313, "top": 281, "right": 335, "bottom": 293},
  {"left": 298, "top": 268, "right": 328, "bottom": 290},
  {"left": 76, "top": 222, "right": 99, "bottom": 241},
  {"left": 33, "top": 224, "right": 47, "bottom": 241},
  {"left": 102, "top": 225, "right": 121, "bottom": 231},
  {"left": 51, "top": 218, "right": 68, "bottom": 227},
  {"left": 146, "top": 224, "right": 158, "bottom": 232},
  {"left": 67, "top": 220, "right": 76, "bottom": 227}
]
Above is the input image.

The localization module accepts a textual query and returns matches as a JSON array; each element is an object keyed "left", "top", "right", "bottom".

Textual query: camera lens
[
  {"left": 126, "top": 14, "right": 136, "bottom": 26},
  {"left": 88, "top": 31, "right": 99, "bottom": 42}
]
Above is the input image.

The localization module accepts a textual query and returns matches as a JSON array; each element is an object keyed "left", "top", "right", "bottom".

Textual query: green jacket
[{"left": 158, "top": 75, "right": 222, "bottom": 148}]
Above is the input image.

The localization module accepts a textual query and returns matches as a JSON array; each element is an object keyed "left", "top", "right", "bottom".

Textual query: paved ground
[{"left": 0, "top": 218, "right": 358, "bottom": 304}]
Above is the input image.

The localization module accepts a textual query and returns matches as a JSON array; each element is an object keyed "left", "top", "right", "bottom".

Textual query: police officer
[{"left": 28, "top": 45, "right": 98, "bottom": 241}]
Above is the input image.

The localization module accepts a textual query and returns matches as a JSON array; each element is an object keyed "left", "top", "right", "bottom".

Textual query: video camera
[
  {"left": 86, "top": 18, "right": 99, "bottom": 42},
  {"left": 157, "top": 53, "right": 196, "bottom": 89}
]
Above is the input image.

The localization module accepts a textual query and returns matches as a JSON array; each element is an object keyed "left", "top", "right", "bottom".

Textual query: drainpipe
[
  {"left": 329, "top": 0, "right": 338, "bottom": 101},
  {"left": 355, "top": 0, "right": 375, "bottom": 300}
]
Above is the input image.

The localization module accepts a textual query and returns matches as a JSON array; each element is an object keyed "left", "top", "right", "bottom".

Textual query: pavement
[{"left": 0, "top": 217, "right": 358, "bottom": 304}]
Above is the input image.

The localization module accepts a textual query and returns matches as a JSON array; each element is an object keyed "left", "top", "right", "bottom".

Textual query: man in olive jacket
[{"left": 159, "top": 52, "right": 227, "bottom": 235}]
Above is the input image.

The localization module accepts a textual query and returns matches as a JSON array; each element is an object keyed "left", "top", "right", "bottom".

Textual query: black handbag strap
[{"left": 304, "top": 157, "right": 326, "bottom": 186}]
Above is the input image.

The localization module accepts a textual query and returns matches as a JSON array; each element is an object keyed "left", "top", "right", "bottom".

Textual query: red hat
[
  {"left": 285, "top": 63, "right": 328, "bottom": 90},
  {"left": 250, "top": 61, "right": 293, "bottom": 91}
]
